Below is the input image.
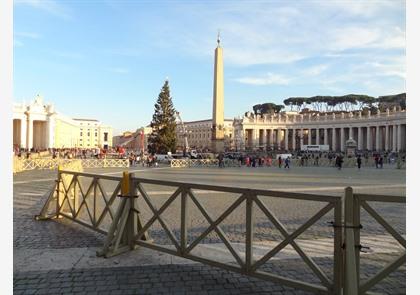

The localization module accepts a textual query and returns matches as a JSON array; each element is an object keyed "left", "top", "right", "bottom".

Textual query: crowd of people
[
  {"left": 14, "top": 144, "right": 405, "bottom": 171},
  {"left": 216, "top": 150, "right": 405, "bottom": 170}
]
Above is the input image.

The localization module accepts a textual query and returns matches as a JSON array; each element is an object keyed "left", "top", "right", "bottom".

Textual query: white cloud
[
  {"left": 329, "top": 27, "right": 381, "bottom": 51},
  {"left": 235, "top": 73, "right": 291, "bottom": 85},
  {"left": 14, "top": 31, "right": 40, "bottom": 39},
  {"left": 15, "top": 0, "right": 71, "bottom": 19},
  {"left": 14, "top": 39, "right": 24, "bottom": 47},
  {"left": 302, "top": 64, "right": 329, "bottom": 76}
]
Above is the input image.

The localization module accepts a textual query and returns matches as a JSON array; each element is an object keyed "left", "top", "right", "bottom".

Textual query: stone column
[
  {"left": 46, "top": 115, "right": 55, "bottom": 149},
  {"left": 349, "top": 127, "right": 353, "bottom": 139},
  {"left": 375, "top": 126, "right": 380, "bottom": 151},
  {"left": 308, "top": 129, "right": 312, "bottom": 145},
  {"left": 20, "top": 118, "right": 27, "bottom": 149},
  {"left": 324, "top": 128, "right": 328, "bottom": 146},
  {"left": 392, "top": 125, "right": 397, "bottom": 152},
  {"left": 367, "top": 126, "right": 372, "bottom": 150},
  {"left": 385, "top": 125, "right": 389, "bottom": 151},
  {"left": 285, "top": 129, "right": 289, "bottom": 150},
  {"left": 27, "top": 118, "right": 33, "bottom": 150},
  {"left": 332, "top": 128, "right": 336, "bottom": 151},
  {"left": 271, "top": 128, "right": 275, "bottom": 148},
  {"left": 316, "top": 128, "right": 320, "bottom": 145},
  {"left": 340, "top": 127, "right": 345, "bottom": 151},
  {"left": 357, "top": 127, "right": 363, "bottom": 150},
  {"left": 277, "top": 128, "right": 282, "bottom": 148},
  {"left": 262, "top": 129, "right": 267, "bottom": 149},
  {"left": 253, "top": 129, "right": 257, "bottom": 149},
  {"left": 300, "top": 128, "right": 304, "bottom": 148},
  {"left": 397, "top": 124, "right": 402, "bottom": 151},
  {"left": 292, "top": 129, "right": 296, "bottom": 151}
]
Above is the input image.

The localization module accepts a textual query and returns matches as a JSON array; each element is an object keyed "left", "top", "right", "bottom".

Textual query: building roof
[
  {"left": 73, "top": 118, "right": 99, "bottom": 122},
  {"left": 183, "top": 118, "right": 233, "bottom": 124}
]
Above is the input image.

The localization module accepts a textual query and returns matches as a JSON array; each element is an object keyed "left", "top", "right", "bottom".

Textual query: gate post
[{"left": 344, "top": 187, "right": 358, "bottom": 295}]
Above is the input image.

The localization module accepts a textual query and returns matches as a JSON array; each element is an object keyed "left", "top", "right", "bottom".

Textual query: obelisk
[{"left": 212, "top": 32, "right": 225, "bottom": 153}]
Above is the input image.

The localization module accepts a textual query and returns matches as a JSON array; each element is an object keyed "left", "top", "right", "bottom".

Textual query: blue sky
[{"left": 14, "top": 0, "right": 405, "bottom": 135}]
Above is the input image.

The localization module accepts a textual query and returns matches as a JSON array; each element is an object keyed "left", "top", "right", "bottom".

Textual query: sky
[{"left": 14, "top": 0, "right": 406, "bottom": 135}]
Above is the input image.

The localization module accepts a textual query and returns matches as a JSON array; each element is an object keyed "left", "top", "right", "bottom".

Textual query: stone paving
[{"left": 14, "top": 165, "right": 406, "bottom": 294}]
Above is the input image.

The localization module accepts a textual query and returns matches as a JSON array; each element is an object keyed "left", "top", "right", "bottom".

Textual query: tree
[
  {"left": 253, "top": 104, "right": 262, "bottom": 115},
  {"left": 148, "top": 80, "right": 177, "bottom": 154}
]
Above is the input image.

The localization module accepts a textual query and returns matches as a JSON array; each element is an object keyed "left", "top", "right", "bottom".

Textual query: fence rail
[
  {"left": 36, "top": 170, "right": 405, "bottom": 294},
  {"left": 13, "top": 158, "right": 129, "bottom": 173}
]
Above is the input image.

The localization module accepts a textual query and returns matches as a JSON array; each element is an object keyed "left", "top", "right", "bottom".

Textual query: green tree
[{"left": 148, "top": 80, "right": 177, "bottom": 154}]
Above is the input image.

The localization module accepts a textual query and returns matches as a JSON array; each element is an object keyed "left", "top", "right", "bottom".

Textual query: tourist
[
  {"left": 336, "top": 154, "right": 343, "bottom": 170},
  {"left": 284, "top": 157, "right": 290, "bottom": 169},
  {"left": 218, "top": 153, "right": 224, "bottom": 168},
  {"left": 379, "top": 156, "right": 384, "bottom": 169},
  {"left": 357, "top": 155, "right": 362, "bottom": 170},
  {"left": 278, "top": 157, "right": 282, "bottom": 168}
]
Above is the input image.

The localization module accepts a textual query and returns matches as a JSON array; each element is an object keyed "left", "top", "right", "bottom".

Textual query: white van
[{"left": 155, "top": 154, "right": 174, "bottom": 163}]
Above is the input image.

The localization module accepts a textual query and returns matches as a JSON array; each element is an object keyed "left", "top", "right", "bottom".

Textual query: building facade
[
  {"left": 13, "top": 95, "right": 113, "bottom": 150},
  {"left": 233, "top": 107, "right": 406, "bottom": 152},
  {"left": 113, "top": 127, "right": 152, "bottom": 152},
  {"left": 176, "top": 119, "right": 234, "bottom": 151}
]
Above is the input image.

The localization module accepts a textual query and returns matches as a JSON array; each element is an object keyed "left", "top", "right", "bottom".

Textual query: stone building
[
  {"left": 176, "top": 119, "right": 234, "bottom": 151},
  {"left": 233, "top": 107, "right": 406, "bottom": 152},
  {"left": 112, "top": 126, "right": 152, "bottom": 152},
  {"left": 13, "top": 95, "right": 113, "bottom": 150}
]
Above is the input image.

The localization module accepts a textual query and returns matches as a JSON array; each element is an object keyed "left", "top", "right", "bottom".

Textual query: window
[
  {"left": 104, "top": 132, "right": 108, "bottom": 141},
  {"left": 95, "top": 132, "right": 97, "bottom": 137},
  {"left": 80, "top": 132, "right": 83, "bottom": 136},
  {"left": 88, "top": 132, "right": 90, "bottom": 136}
]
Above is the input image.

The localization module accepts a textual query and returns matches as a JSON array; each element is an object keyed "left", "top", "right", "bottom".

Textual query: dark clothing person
[
  {"left": 218, "top": 153, "right": 224, "bottom": 168},
  {"left": 357, "top": 156, "right": 362, "bottom": 169},
  {"left": 284, "top": 157, "right": 290, "bottom": 169}
]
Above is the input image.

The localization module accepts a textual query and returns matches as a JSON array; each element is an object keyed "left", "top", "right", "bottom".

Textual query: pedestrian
[
  {"left": 336, "top": 155, "right": 343, "bottom": 170},
  {"left": 218, "top": 153, "right": 224, "bottom": 168},
  {"left": 379, "top": 156, "right": 383, "bottom": 169},
  {"left": 375, "top": 155, "right": 379, "bottom": 168},
  {"left": 284, "top": 157, "right": 290, "bottom": 169},
  {"left": 357, "top": 155, "right": 362, "bottom": 170},
  {"left": 278, "top": 156, "right": 282, "bottom": 168}
]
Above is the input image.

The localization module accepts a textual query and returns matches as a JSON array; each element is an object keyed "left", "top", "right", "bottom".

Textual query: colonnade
[
  {"left": 244, "top": 124, "right": 406, "bottom": 152},
  {"left": 13, "top": 118, "right": 51, "bottom": 150}
]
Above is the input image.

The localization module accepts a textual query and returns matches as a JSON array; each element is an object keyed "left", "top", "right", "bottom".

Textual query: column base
[{"left": 212, "top": 139, "right": 225, "bottom": 153}]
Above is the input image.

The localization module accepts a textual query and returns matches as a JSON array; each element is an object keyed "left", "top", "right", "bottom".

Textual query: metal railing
[
  {"left": 170, "top": 159, "right": 241, "bottom": 168},
  {"left": 13, "top": 158, "right": 129, "bottom": 173},
  {"left": 344, "top": 190, "right": 406, "bottom": 294},
  {"left": 36, "top": 170, "right": 405, "bottom": 294}
]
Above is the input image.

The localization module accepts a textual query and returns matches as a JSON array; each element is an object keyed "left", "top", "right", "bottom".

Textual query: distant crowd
[{"left": 13, "top": 145, "right": 405, "bottom": 170}]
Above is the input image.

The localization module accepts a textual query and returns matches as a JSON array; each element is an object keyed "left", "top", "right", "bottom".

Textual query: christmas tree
[{"left": 148, "top": 80, "right": 177, "bottom": 154}]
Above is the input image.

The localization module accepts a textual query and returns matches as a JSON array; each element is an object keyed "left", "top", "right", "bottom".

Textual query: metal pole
[
  {"left": 245, "top": 193, "right": 254, "bottom": 272},
  {"left": 344, "top": 187, "right": 358, "bottom": 295},
  {"left": 333, "top": 200, "right": 343, "bottom": 294},
  {"left": 180, "top": 186, "right": 188, "bottom": 255}
]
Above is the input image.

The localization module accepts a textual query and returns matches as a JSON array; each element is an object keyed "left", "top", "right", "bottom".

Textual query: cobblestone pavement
[{"left": 14, "top": 166, "right": 406, "bottom": 294}]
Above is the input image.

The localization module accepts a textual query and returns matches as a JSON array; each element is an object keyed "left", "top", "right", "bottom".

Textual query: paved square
[{"left": 14, "top": 165, "right": 406, "bottom": 294}]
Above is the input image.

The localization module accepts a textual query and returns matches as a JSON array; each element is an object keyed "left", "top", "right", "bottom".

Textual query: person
[
  {"left": 284, "top": 157, "right": 290, "bottom": 169},
  {"left": 336, "top": 154, "right": 343, "bottom": 170},
  {"left": 374, "top": 155, "right": 379, "bottom": 168},
  {"left": 357, "top": 155, "right": 362, "bottom": 170},
  {"left": 379, "top": 156, "right": 384, "bottom": 169},
  {"left": 278, "top": 156, "right": 282, "bottom": 168},
  {"left": 218, "top": 153, "right": 224, "bottom": 168},
  {"left": 314, "top": 155, "right": 319, "bottom": 166}
]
